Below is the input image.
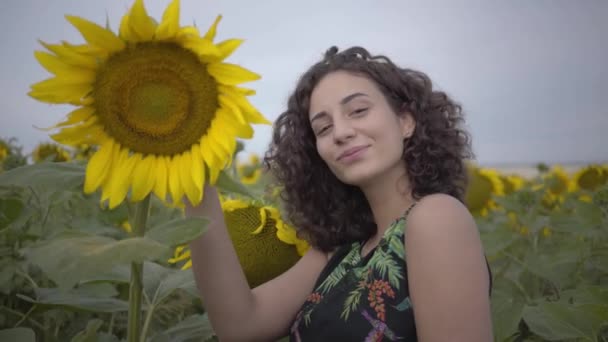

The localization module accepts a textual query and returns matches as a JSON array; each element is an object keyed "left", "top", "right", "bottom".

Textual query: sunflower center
[{"left": 93, "top": 42, "right": 218, "bottom": 155}]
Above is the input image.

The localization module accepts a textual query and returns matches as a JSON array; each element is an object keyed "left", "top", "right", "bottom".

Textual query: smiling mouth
[{"left": 337, "top": 145, "right": 369, "bottom": 161}]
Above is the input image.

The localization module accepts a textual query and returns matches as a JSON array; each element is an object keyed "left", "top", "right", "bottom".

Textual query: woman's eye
[
  {"left": 317, "top": 125, "right": 332, "bottom": 135},
  {"left": 351, "top": 108, "right": 368, "bottom": 116}
]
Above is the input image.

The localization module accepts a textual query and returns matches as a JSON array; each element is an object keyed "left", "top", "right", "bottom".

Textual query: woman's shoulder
[{"left": 405, "top": 193, "right": 477, "bottom": 243}]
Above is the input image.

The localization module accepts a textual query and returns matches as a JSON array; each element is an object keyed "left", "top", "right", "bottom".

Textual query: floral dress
[{"left": 289, "top": 203, "right": 492, "bottom": 341}]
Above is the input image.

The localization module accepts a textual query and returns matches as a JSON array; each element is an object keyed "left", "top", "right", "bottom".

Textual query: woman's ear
[{"left": 399, "top": 111, "right": 416, "bottom": 138}]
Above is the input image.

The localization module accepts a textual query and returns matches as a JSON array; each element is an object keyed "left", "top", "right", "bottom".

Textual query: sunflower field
[{"left": 1, "top": 0, "right": 607, "bottom": 341}]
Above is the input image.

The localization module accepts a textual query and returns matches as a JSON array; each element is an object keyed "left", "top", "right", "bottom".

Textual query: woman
[{"left": 186, "top": 46, "right": 493, "bottom": 341}]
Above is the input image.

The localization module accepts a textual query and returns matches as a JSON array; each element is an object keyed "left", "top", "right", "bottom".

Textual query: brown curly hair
[{"left": 264, "top": 46, "right": 473, "bottom": 252}]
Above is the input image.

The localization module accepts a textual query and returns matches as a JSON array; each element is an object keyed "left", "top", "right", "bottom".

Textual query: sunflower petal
[
  {"left": 29, "top": 83, "right": 92, "bottom": 105},
  {"left": 38, "top": 40, "right": 98, "bottom": 69},
  {"left": 208, "top": 63, "right": 260, "bottom": 85},
  {"left": 203, "top": 15, "right": 222, "bottom": 41},
  {"left": 183, "top": 37, "right": 221, "bottom": 58},
  {"left": 153, "top": 156, "right": 168, "bottom": 202},
  {"left": 251, "top": 208, "right": 267, "bottom": 234},
  {"left": 131, "top": 154, "right": 156, "bottom": 202},
  {"left": 84, "top": 139, "right": 113, "bottom": 193},
  {"left": 65, "top": 15, "right": 125, "bottom": 53},
  {"left": 128, "top": 0, "right": 157, "bottom": 41},
  {"left": 180, "top": 151, "right": 202, "bottom": 205},
  {"left": 218, "top": 95, "right": 245, "bottom": 124},
  {"left": 119, "top": 14, "right": 133, "bottom": 41},
  {"left": 156, "top": 0, "right": 180, "bottom": 40},
  {"left": 190, "top": 144, "right": 204, "bottom": 190},
  {"left": 215, "top": 39, "right": 243, "bottom": 61},
  {"left": 109, "top": 151, "right": 138, "bottom": 209},
  {"left": 44, "top": 106, "right": 94, "bottom": 130},
  {"left": 168, "top": 155, "right": 184, "bottom": 204},
  {"left": 34, "top": 51, "right": 92, "bottom": 78}
]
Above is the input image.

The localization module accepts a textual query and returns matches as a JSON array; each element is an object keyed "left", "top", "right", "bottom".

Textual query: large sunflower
[
  {"left": 29, "top": 0, "right": 270, "bottom": 209},
  {"left": 170, "top": 198, "right": 309, "bottom": 288}
]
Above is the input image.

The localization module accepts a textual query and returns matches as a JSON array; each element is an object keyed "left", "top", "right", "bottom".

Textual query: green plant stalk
[{"left": 127, "top": 195, "right": 152, "bottom": 342}]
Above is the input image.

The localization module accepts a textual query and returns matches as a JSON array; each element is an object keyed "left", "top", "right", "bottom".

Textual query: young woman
[{"left": 186, "top": 46, "right": 493, "bottom": 341}]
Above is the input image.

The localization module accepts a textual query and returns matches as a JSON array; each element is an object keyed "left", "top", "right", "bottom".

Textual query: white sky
[{"left": 1, "top": 0, "right": 606, "bottom": 166}]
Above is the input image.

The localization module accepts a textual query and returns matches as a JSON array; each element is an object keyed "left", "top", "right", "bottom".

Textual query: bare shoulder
[
  {"left": 404, "top": 193, "right": 493, "bottom": 341},
  {"left": 407, "top": 193, "right": 475, "bottom": 234}
]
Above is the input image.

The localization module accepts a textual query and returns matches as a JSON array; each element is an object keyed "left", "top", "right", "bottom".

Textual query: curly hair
[{"left": 264, "top": 46, "right": 473, "bottom": 252}]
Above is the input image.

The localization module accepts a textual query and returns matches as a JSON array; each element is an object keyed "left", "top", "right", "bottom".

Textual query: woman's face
[{"left": 309, "top": 70, "right": 415, "bottom": 186}]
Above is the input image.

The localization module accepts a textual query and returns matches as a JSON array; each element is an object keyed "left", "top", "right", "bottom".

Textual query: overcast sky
[{"left": 1, "top": 0, "right": 606, "bottom": 166}]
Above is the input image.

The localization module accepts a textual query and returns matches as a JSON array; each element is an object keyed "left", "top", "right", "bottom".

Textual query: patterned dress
[{"left": 289, "top": 203, "right": 492, "bottom": 341}]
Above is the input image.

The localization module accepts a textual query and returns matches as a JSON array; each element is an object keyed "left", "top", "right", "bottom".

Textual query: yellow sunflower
[
  {"left": 0, "top": 139, "right": 8, "bottom": 163},
  {"left": 29, "top": 0, "right": 270, "bottom": 209},
  {"left": 465, "top": 165, "right": 504, "bottom": 216},
  {"left": 541, "top": 165, "right": 573, "bottom": 205},
  {"left": 170, "top": 198, "right": 309, "bottom": 288},
  {"left": 500, "top": 174, "right": 526, "bottom": 195},
  {"left": 236, "top": 153, "right": 262, "bottom": 184},
  {"left": 32, "top": 142, "right": 71, "bottom": 163},
  {"left": 569, "top": 164, "right": 608, "bottom": 192}
]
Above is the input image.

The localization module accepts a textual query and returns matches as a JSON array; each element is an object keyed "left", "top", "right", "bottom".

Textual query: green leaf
[
  {"left": 24, "top": 234, "right": 170, "bottom": 289},
  {"left": 150, "top": 313, "right": 215, "bottom": 342},
  {"left": 491, "top": 291, "right": 524, "bottom": 342},
  {"left": 139, "top": 262, "right": 197, "bottom": 306},
  {"left": 575, "top": 201, "right": 604, "bottom": 228},
  {"left": 522, "top": 302, "right": 598, "bottom": 341},
  {"left": 146, "top": 217, "right": 209, "bottom": 247},
  {"left": 480, "top": 226, "right": 519, "bottom": 258},
  {"left": 0, "top": 162, "right": 84, "bottom": 190},
  {"left": 17, "top": 287, "right": 129, "bottom": 313},
  {"left": 215, "top": 170, "right": 255, "bottom": 198},
  {"left": 0, "top": 327, "right": 36, "bottom": 342}
]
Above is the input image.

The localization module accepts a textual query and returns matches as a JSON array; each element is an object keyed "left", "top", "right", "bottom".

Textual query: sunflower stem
[{"left": 127, "top": 195, "right": 151, "bottom": 342}]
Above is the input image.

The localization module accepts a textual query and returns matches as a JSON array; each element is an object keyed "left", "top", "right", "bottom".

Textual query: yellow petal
[
  {"left": 208, "top": 63, "right": 260, "bottom": 85},
  {"left": 153, "top": 156, "right": 168, "bottom": 202},
  {"left": 190, "top": 144, "right": 204, "bottom": 190},
  {"left": 251, "top": 208, "right": 267, "bottom": 234},
  {"left": 119, "top": 14, "right": 133, "bottom": 41},
  {"left": 131, "top": 154, "right": 156, "bottom": 202},
  {"left": 127, "top": 0, "right": 157, "bottom": 41},
  {"left": 101, "top": 145, "right": 128, "bottom": 202},
  {"left": 38, "top": 40, "right": 98, "bottom": 69},
  {"left": 219, "top": 85, "right": 270, "bottom": 125},
  {"left": 203, "top": 15, "right": 222, "bottom": 41},
  {"left": 156, "top": 0, "right": 180, "bottom": 40},
  {"left": 29, "top": 83, "right": 92, "bottom": 105},
  {"left": 43, "top": 106, "right": 94, "bottom": 131},
  {"left": 51, "top": 122, "right": 103, "bottom": 146},
  {"left": 180, "top": 151, "right": 202, "bottom": 205},
  {"left": 84, "top": 139, "right": 114, "bottom": 193},
  {"left": 182, "top": 37, "right": 220, "bottom": 59},
  {"left": 34, "top": 51, "right": 94, "bottom": 78},
  {"left": 215, "top": 39, "right": 243, "bottom": 61},
  {"left": 109, "top": 151, "right": 138, "bottom": 209},
  {"left": 168, "top": 155, "right": 184, "bottom": 204},
  {"left": 218, "top": 95, "right": 245, "bottom": 124},
  {"left": 65, "top": 15, "right": 125, "bottom": 53}
]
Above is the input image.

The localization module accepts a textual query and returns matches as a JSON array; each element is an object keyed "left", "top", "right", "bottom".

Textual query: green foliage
[{"left": 482, "top": 181, "right": 608, "bottom": 341}]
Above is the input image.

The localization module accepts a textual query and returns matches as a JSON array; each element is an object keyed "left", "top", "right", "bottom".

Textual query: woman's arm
[
  {"left": 186, "top": 185, "right": 328, "bottom": 341},
  {"left": 405, "top": 194, "right": 493, "bottom": 342}
]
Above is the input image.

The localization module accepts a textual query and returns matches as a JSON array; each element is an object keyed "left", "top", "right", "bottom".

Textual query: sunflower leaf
[
  {"left": 17, "top": 287, "right": 128, "bottom": 313},
  {"left": 23, "top": 234, "right": 170, "bottom": 289},
  {"left": 522, "top": 302, "right": 604, "bottom": 341},
  {"left": 215, "top": 170, "right": 256, "bottom": 198},
  {"left": 146, "top": 217, "right": 209, "bottom": 247},
  {"left": 0, "top": 162, "right": 84, "bottom": 190}
]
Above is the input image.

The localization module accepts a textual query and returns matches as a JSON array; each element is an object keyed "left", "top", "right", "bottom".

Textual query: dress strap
[{"left": 402, "top": 201, "right": 417, "bottom": 221}]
